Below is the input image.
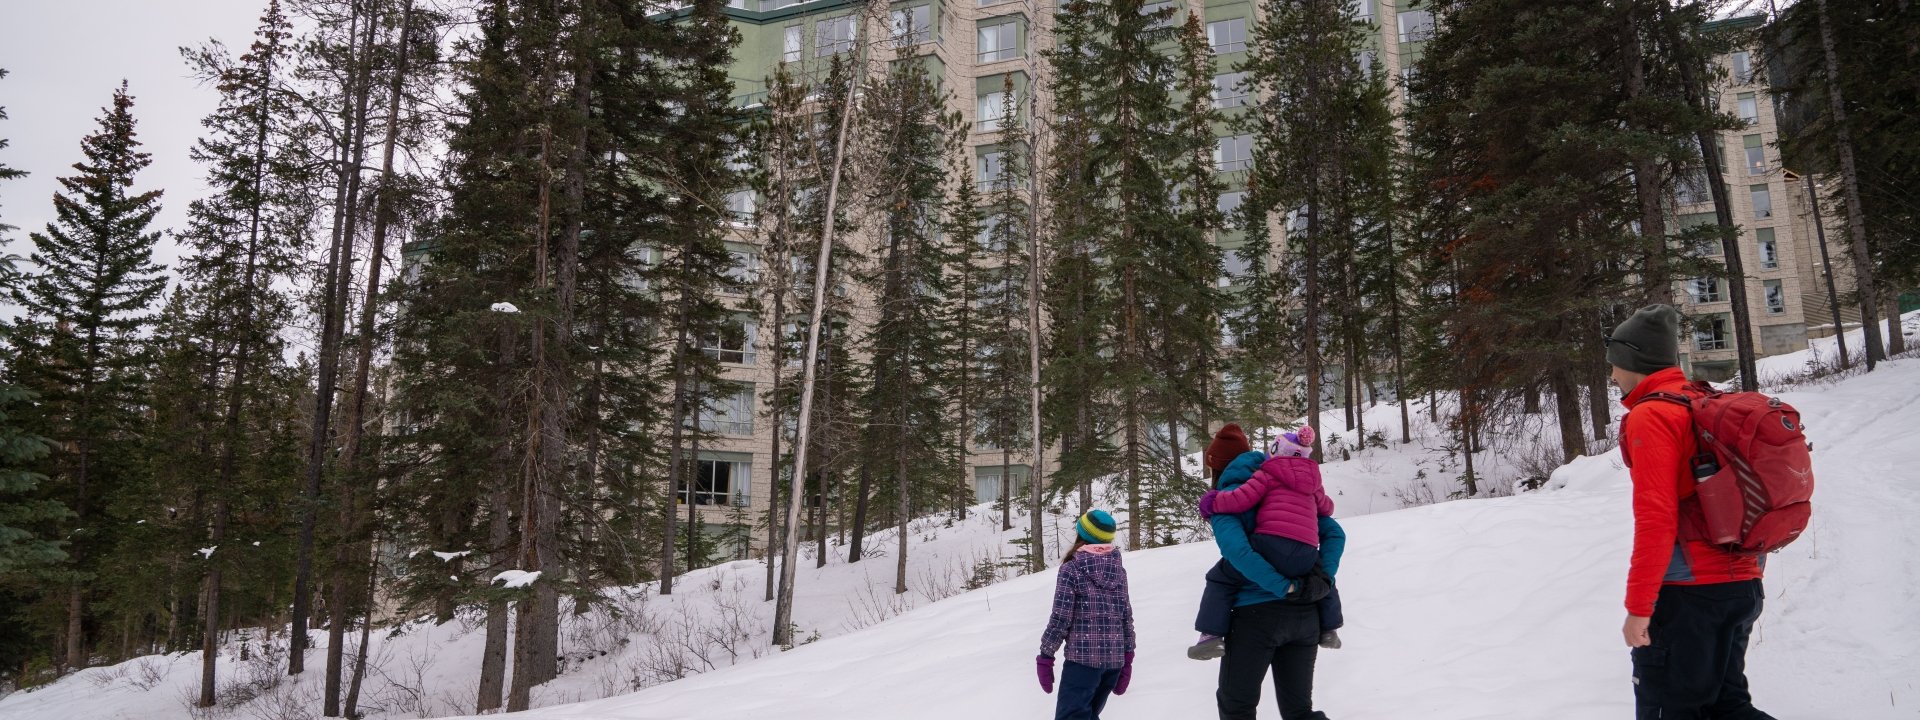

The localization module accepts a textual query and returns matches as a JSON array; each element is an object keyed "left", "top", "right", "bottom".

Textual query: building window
[
  {"left": 1694, "top": 314, "right": 1730, "bottom": 351},
  {"left": 816, "top": 16, "right": 854, "bottom": 57},
  {"left": 700, "top": 318, "right": 758, "bottom": 365},
  {"left": 978, "top": 150, "right": 1007, "bottom": 188},
  {"left": 974, "top": 465, "right": 1030, "bottom": 504},
  {"left": 725, "top": 190, "right": 756, "bottom": 223},
  {"left": 1732, "top": 51, "right": 1753, "bottom": 84},
  {"left": 1743, "top": 134, "right": 1765, "bottom": 175},
  {"left": 976, "top": 215, "right": 1004, "bottom": 251},
  {"left": 1356, "top": 50, "right": 1376, "bottom": 80},
  {"left": 697, "top": 385, "right": 757, "bottom": 436},
  {"left": 1675, "top": 168, "right": 1710, "bottom": 206},
  {"left": 978, "top": 22, "right": 1018, "bottom": 63},
  {"left": 1219, "top": 246, "right": 1251, "bottom": 288},
  {"left": 1756, "top": 228, "right": 1778, "bottom": 270},
  {"left": 1350, "top": 0, "right": 1372, "bottom": 21},
  {"left": 726, "top": 246, "right": 762, "bottom": 285},
  {"left": 783, "top": 25, "right": 802, "bottom": 63},
  {"left": 1750, "top": 184, "right": 1772, "bottom": 219},
  {"left": 1737, "top": 92, "right": 1758, "bottom": 126},
  {"left": 1212, "top": 72, "right": 1250, "bottom": 109},
  {"left": 1764, "top": 279, "right": 1786, "bottom": 315},
  {"left": 1216, "top": 134, "right": 1254, "bottom": 172},
  {"left": 1208, "top": 18, "right": 1247, "bottom": 54},
  {"left": 1141, "top": 1, "right": 1176, "bottom": 29},
  {"left": 683, "top": 454, "right": 752, "bottom": 506},
  {"left": 1397, "top": 9, "right": 1435, "bottom": 42},
  {"left": 1218, "top": 190, "right": 1246, "bottom": 226},
  {"left": 891, "top": 5, "right": 931, "bottom": 46},
  {"left": 1688, "top": 277, "right": 1725, "bottom": 304},
  {"left": 977, "top": 89, "right": 1016, "bottom": 132}
]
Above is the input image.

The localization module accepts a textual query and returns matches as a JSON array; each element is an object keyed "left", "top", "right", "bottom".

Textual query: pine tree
[
  {"left": 1771, "top": 0, "right": 1920, "bottom": 365},
  {"left": 654, "top": 0, "right": 742, "bottom": 597},
  {"left": 1404, "top": 0, "right": 1676, "bottom": 467},
  {"left": 849, "top": 61, "right": 962, "bottom": 591},
  {"left": 942, "top": 153, "right": 988, "bottom": 521},
  {"left": 5, "top": 81, "right": 169, "bottom": 671},
  {"left": 1137, "top": 11, "right": 1227, "bottom": 543},
  {"left": 977, "top": 77, "right": 1035, "bottom": 536},
  {"left": 748, "top": 63, "right": 810, "bottom": 601},
  {"left": 0, "top": 68, "right": 25, "bottom": 241},
  {"left": 1039, "top": 21, "right": 1114, "bottom": 516},
  {"left": 1238, "top": 0, "right": 1382, "bottom": 462},
  {"left": 174, "top": 0, "right": 317, "bottom": 702},
  {"left": 285, "top": 0, "right": 391, "bottom": 681},
  {"left": 1044, "top": 0, "right": 1188, "bottom": 548}
]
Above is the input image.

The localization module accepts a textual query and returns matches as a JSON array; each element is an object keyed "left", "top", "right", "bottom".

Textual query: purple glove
[
  {"left": 1198, "top": 490, "right": 1220, "bottom": 519},
  {"left": 1113, "top": 651, "right": 1134, "bottom": 695},
  {"left": 1036, "top": 654, "right": 1054, "bottom": 694}
]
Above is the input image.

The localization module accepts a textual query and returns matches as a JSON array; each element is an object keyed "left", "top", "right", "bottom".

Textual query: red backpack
[{"left": 1640, "top": 382, "right": 1815, "bottom": 555}]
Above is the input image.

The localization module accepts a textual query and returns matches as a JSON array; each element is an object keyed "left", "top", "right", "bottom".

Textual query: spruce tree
[
  {"left": 1404, "top": 0, "right": 1671, "bottom": 466},
  {"left": 850, "top": 61, "right": 962, "bottom": 591},
  {"left": 0, "top": 68, "right": 24, "bottom": 240},
  {"left": 1238, "top": 0, "right": 1382, "bottom": 461},
  {"left": 6, "top": 81, "right": 168, "bottom": 671},
  {"left": 174, "top": 0, "right": 317, "bottom": 702},
  {"left": 976, "top": 78, "right": 1035, "bottom": 536},
  {"left": 943, "top": 154, "right": 988, "bottom": 521},
  {"left": 1044, "top": 0, "right": 1188, "bottom": 548},
  {"left": 1039, "top": 23, "right": 1114, "bottom": 516}
]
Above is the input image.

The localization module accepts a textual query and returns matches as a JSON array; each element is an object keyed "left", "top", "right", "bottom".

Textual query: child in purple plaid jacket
[{"left": 1036, "top": 509, "right": 1136, "bottom": 720}]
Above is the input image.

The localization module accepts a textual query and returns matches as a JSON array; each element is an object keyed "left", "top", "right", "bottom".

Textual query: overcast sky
[{"left": 1, "top": 0, "right": 267, "bottom": 270}]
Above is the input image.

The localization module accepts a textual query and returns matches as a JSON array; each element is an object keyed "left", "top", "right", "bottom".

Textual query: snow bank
[{"left": 461, "top": 359, "right": 1920, "bottom": 720}]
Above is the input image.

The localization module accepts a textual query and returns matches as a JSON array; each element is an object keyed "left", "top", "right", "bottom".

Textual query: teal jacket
[{"left": 1208, "top": 450, "right": 1347, "bottom": 607}]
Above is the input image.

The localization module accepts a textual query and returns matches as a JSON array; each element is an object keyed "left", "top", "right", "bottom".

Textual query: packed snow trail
[{"left": 473, "top": 360, "right": 1920, "bottom": 720}]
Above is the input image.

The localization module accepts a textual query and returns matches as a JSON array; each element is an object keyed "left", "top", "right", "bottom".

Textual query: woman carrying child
[{"left": 1197, "top": 424, "right": 1345, "bottom": 720}]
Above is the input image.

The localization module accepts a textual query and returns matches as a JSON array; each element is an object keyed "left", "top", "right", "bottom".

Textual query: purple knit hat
[{"left": 1268, "top": 426, "right": 1316, "bottom": 458}]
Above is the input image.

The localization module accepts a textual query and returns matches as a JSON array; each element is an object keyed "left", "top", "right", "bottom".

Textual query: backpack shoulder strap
[{"left": 1633, "top": 391, "right": 1693, "bottom": 410}]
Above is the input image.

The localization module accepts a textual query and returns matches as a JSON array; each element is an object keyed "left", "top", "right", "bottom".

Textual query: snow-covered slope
[
  {"left": 455, "top": 358, "right": 1920, "bottom": 720},
  {"left": 6, "top": 328, "right": 1915, "bottom": 719}
]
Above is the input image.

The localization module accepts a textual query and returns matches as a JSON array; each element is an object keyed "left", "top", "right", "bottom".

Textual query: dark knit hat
[
  {"left": 1207, "top": 424, "right": 1252, "bottom": 471},
  {"left": 1606, "top": 304, "right": 1682, "bottom": 374}
]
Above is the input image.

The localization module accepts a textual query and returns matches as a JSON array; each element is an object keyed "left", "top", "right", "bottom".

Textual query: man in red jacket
[{"left": 1607, "top": 305, "right": 1773, "bottom": 720}]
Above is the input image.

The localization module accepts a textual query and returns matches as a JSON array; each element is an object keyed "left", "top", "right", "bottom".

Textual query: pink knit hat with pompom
[{"left": 1268, "top": 426, "right": 1316, "bottom": 458}]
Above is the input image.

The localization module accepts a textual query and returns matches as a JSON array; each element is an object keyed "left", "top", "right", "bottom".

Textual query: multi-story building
[
  {"left": 674, "top": 5, "right": 1858, "bottom": 552},
  {"left": 1674, "top": 15, "right": 1859, "bottom": 380}
]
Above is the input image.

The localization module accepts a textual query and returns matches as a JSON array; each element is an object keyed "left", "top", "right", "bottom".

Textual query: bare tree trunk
[
  {"left": 847, "top": 466, "right": 872, "bottom": 562},
  {"left": 197, "top": 500, "right": 229, "bottom": 707},
  {"left": 1304, "top": 205, "right": 1324, "bottom": 461},
  {"left": 343, "top": 524, "right": 380, "bottom": 718},
  {"left": 298, "top": 4, "right": 380, "bottom": 680},
  {"left": 1806, "top": 173, "right": 1850, "bottom": 368},
  {"left": 1886, "top": 294, "right": 1906, "bottom": 355},
  {"left": 1001, "top": 448, "right": 1013, "bottom": 532},
  {"left": 894, "top": 444, "right": 909, "bottom": 594},
  {"left": 1458, "top": 393, "right": 1479, "bottom": 497},
  {"left": 1588, "top": 353, "right": 1612, "bottom": 441},
  {"left": 1814, "top": 0, "right": 1886, "bottom": 368},
  {"left": 475, "top": 477, "right": 511, "bottom": 713},
  {"left": 1026, "top": 211, "right": 1046, "bottom": 573},
  {"left": 1551, "top": 366, "right": 1586, "bottom": 463},
  {"left": 774, "top": 9, "right": 871, "bottom": 644}
]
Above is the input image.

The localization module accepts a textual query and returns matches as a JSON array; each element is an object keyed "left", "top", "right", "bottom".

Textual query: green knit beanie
[{"left": 1606, "top": 304, "right": 1682, "bottom": 374}]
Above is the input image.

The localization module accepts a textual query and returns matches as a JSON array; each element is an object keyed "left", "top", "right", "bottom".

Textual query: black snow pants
[
  {"left": 1632, "top": 579, "right": 1776, "bottom": 720},
  {"left": 1216, "top": 600, "right": 1328, "bottom": 720}
]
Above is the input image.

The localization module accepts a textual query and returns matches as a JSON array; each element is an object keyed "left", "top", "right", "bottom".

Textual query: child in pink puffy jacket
[{"left": 1195, "top": 426, "right": 1344, "bottom": 654}]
